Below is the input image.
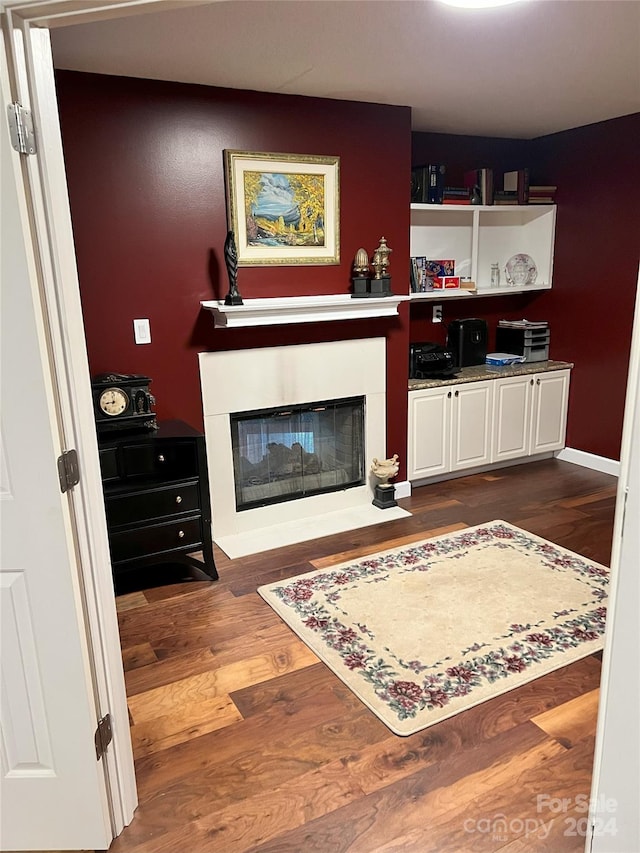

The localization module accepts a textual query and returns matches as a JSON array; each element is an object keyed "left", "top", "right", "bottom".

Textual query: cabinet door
[
  {"left": 451, "top": 381, "right": 493, "bottom": 471},
  {"left": 408, "top": 387, "right": 451, "bottom": 480},
  {"left": 530, "top": 369, "right": 570, "bottom": 453},
  {"left": 492, "top": 374, "right": 533, "bottom": 461}
]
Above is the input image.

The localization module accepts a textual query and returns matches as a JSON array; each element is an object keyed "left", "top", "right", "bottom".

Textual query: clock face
[{"left": 99, "top": 387, "right": 129, "bottom": 417}]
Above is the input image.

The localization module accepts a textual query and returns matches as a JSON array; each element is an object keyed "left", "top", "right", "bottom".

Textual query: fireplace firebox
[{"left": 231, "top": 396, "right": 365, "bottom": 511}]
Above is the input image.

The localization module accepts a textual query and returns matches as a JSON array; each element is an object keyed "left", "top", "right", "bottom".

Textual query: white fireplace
[{"left": 199, "top": 337, "right": 409, "bottom": 558}]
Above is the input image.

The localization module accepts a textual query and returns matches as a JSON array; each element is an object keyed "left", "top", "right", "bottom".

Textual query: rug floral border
[{"left": 259, "top": 522, "right": 608, "bottom": 733}]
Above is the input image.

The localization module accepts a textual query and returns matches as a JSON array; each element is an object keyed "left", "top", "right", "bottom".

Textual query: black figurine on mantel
[{"left": 223, "top": 230, "right": 243, "bottom": 306}]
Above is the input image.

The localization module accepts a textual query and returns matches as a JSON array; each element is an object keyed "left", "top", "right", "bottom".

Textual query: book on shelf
[
  {"left": 410, "top": 257, "right": 432, "bottom": 293},
  {"left": 411, "top": 164, "right": 446, "bottom": 204},
  {"left": 503, "top": 168, "right": 530, "bottom": 204},
  {"left": 528, "top": 184, "right": 557, "bottom": 204},
  {"left": 494, "top": 190, "right": 519, "bottom": 205},
  {"left": 411, "top": 257, "right": 456, "bottom": 292},
  {"left": 427, "top": 164, "right": 446, "bottom": 204},
  {"left": 442, "top": 185, "right": 471, "bottom": 205}
]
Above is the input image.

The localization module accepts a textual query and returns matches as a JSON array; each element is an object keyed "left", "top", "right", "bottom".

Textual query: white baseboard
[
  {"left": 394, "top": 479, "right": 411, "bottom": 500},
  {"left": 556, "top": 447, "right": 620, "bottom": 477}
]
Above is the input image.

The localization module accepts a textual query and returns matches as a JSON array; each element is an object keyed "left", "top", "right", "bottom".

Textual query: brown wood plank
[
  {"left": 115, "top": 590, "right": 148, "bottom": 612},
  {"left": 310, "top": 522, "right": 467, "bottom": 568},
  {"left": 532, "top": 688, "right": 600, "bottom": 748},
  {"left": 130, "top": 694, "right": 243, "bottom": 758},
  {"left": 121, "top": 642, "right": 158, "bottom": 672},
  {"left": 128, "top": 640, "right": 319, "bottom": 723}
]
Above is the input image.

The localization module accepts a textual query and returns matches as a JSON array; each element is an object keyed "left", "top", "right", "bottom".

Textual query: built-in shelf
[
  {"left": 201, "top": 294, "right": 410, "bottom": 328},
  {"left": 410, "top": 202, "right": 556, "bottom": 292},
  {"left": 410, "top": 284, "right": 552, "bottom": 301}
]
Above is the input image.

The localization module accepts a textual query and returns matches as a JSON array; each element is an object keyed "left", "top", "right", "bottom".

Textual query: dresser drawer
[
  {"left": 99, "top": 447, "right": 120, "bottom": 482},
  {"left": 121, "top": 439, "right": 198, "bottom": 480},
  {"left": 109, "top": 516, "right": 202, "bottom": 564},
  {"left": 105, "top": 481, "right": 200, "bottom": 527}
]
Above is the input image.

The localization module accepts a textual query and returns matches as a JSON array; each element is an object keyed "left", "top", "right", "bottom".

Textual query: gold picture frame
[{"left": 224, "top": 150, "right": 340, "bottom": 266}]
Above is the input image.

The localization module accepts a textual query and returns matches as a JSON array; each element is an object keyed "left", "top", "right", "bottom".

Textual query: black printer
[{"left": 409, "top": 343, "right": 457, "bottom": 379}]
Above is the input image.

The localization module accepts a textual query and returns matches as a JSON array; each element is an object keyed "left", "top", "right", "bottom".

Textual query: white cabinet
[
  {"left": 408, "top": 380, "right": 493, "bottom": 480},
  {"left": 451, "top": 381, "right": 493, "bottom": 471},
  {"left": 492, "top": 374, "right": 534, "bottom": 461},
  {"left": 409, "top": 369, "right": 570, "bottom": 483},
  {"left": 492, "top": 369, "right": 570, "bottom": 461},
  {"left": 408, "top": 386, "right": 451, "bottom": 480},
  {"left": 410, "top": 203, "right": 556, "bottom": 298},
  {"left": 530, "top": 369, "right": 570, "bottom": 453}
]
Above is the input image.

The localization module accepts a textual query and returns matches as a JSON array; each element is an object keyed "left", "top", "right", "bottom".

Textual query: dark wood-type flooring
[{"left": 107, "top": 458, "right": 617, "bottom": 853}]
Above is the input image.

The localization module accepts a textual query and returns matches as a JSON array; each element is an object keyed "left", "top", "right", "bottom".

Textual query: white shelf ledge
[
  {"left": 409, "top": 284, "right": 551, "bottom": 300},
  {"left": 201, "top": 294, "right": 410, "bottom": 328}
]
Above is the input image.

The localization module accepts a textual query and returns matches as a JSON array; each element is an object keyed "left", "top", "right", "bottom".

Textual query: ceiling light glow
[{"left": 438, "top": 0, "right": 527, "bottom": 8}]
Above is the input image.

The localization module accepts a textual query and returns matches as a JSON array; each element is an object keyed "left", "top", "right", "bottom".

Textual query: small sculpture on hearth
[
  {"left": 371, "top": 453, "right": 399, "bottom": 509},
  {"left": 371, "top": 454, "right": 399, "bottom": 485},
  {"left": 223, "top": 230, "right": 243, "bottom": 306}
]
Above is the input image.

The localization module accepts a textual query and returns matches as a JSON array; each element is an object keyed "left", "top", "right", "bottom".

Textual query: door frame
[{"left": 1, "top": 0, "right": 198, "bottom": 837}]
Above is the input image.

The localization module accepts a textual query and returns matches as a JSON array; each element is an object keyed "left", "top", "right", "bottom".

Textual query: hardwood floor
[{"left": 108, "top": 458, "right": 617, "bottom": 853}]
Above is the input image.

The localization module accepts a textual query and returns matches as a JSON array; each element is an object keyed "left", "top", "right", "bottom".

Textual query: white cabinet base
[{"left": 409, "top": 369, "right": 570, "bottom": 484}]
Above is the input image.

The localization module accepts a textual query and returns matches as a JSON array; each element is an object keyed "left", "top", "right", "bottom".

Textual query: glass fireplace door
[{"left": 231, "top": 396, "right": 365, "bottom": 510}]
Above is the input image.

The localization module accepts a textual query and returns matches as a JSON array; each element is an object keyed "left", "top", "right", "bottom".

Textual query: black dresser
[{"left": 98, "top": 419, "right": 218, "bottom": 588}]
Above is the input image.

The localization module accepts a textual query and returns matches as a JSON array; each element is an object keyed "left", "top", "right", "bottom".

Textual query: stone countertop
[{"left": 408, "top": 360, "right": 574, "bottom": 391}]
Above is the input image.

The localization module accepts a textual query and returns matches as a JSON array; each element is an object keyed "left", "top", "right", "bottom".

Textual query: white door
[
  {"left": 408, "top": 387, "right": 451, "bottom": 479},
  {"left": 450, "top": 380, "right": 493, "bottom": 471},
  {"left": 0, "top": 56, "right": 113, "bottom": 850},
  {"left": 492, "top": 374, "right": 533, "bottom": 462},
  {"left": 589, "top": 271, "right": 640, "bottom": 853},
  {"left": 530, "top": 369, "right": 570, "bottom": 453}
]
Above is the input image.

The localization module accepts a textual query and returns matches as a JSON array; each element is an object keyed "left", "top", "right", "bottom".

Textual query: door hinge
[
  {"left": 7, "top": 102, "right": 37, "bottom": 155},
  {"left": 57, "top": 448, "right": 80, "bottom": 493},
  {"left": 95, "top": 713, "right": 113, "bottom": 760}
]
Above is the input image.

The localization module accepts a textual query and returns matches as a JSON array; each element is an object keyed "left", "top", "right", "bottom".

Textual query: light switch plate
[{"left": 134, "top": 318, "right": 151, "bottom": 344}]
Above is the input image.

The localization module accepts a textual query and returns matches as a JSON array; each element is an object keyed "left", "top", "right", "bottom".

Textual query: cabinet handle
[
  {"left": 175, "top": 495, "right": 183, "bottom": 504},
  {"left": 536, "top": 378, "right": 541, "bottom": 385},
  {"left": 157, "top": 454, "right": 165, "bottom": 463},
  {"left": 454, "top": 390, "right": 459, "bottom": 397},
  {"left": 530, "top": 378, "right": 534, "bottom": 385},
  {"left": 447, "top": 391, "right": 452, "bottom": 398},
  {"left": 177, "top": 530, "right": 185, "bottom": 539}
]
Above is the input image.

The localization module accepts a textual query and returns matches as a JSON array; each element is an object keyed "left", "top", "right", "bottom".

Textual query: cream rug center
[
  {"left": 258, "top": 521, "right": 608, "bottom": 736},
  {"left": 340, "top": 544, "right": 592, "bottom": 664}
]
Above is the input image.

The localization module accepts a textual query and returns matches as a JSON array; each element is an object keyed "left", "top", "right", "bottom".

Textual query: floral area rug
[{"left": 257, "top": 521, "right": 608, "bottom": 736}]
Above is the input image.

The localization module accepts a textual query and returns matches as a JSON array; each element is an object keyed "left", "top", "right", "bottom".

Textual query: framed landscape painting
[{"left": 224, "top": 150, "right": 340, "bottom": 266}]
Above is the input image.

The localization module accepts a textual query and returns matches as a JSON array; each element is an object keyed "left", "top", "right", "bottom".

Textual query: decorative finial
[{"left": 372, "top": 236, "right": 392, "bottom": 280}]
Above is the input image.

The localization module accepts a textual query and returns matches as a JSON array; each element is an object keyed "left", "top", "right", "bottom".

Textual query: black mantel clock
[{"left": 91, "top": 373, "right": 157, "bottom": 434}]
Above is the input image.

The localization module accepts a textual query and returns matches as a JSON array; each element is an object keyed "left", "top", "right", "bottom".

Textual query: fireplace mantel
[{"left": 200, "top": 294, "right": 409, "bottom": 328}]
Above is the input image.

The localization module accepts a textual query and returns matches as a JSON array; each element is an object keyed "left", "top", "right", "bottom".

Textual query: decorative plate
[{"left": 505, "top": 254, "right": 537, "bottom": 287}]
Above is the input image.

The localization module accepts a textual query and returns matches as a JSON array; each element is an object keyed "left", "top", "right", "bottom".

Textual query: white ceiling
[{"left": 50, "top": 0, "right": 640, "bottom": 139}]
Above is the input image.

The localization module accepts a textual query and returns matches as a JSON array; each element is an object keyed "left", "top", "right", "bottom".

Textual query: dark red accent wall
[
  {"left": 529, "top": 115, "right": 640, "bottom": 460},
  {"left": 57, "top": 69, "right": 639, "bottom": 470},
  {"left": 55, "top": 72, "right": 412, "bottom": 473},
  {"left": 411, "top": 116, "right": 640, "bottom": 460}
]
